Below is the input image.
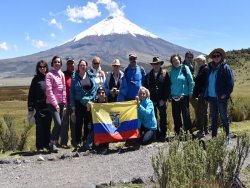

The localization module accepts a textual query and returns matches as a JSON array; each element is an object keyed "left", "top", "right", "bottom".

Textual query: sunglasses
[
  {"left": 98, "top": 91, "right": 105, "bottom": 94},
  {"left": 129, "top": 57, "right": 136, "bottom": 61},
  {"left": 93, "top": 62, "right": 100, "bottom": 65},
  {"left": 39, "top": 66, "right": 47, "bottom": 68},
  {"left": 112, "top": 65, "right": 120, "bottom": 67},
  {"left": 152, "top": 63, "right": 160, "bottom": 66},
  {"left": 212, "top": 54, "right": 221, "bottom": 58}
]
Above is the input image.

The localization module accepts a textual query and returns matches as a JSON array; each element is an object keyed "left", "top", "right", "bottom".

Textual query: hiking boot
[{"left": 49, "top": 144, "right": 59, "bottom": 153}]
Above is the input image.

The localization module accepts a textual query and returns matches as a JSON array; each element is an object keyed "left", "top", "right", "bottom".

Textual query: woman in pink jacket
[{"left": 46, "top": 55, "right": 66, "bottom": 153}]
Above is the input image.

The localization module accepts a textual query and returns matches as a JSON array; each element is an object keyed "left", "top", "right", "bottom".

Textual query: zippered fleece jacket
[
  {"left": 170, "top": 65, "right": 194, "bottom": 97},
  {"left": 46, "top": 69, "right": 66, "bottom": 109},
  {"left": 70, "top": 70, "right": 97, "bottom": 107}
]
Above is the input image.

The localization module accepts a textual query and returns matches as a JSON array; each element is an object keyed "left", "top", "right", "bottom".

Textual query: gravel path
[
  {"left": 0, "top": 143, "right": 163, "bottom": 188},
  {"left": 0, "top": 139, "right": 249, "bottom": 188}
]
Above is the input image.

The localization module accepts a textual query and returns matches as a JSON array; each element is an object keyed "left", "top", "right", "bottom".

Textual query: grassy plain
[{"left": 0, "top": 85, "right": 249, "bottom": 152}]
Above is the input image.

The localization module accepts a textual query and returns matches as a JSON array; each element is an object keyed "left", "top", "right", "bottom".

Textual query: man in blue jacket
[
  {"left": 206, "top": 48, "right": 234, "bottom": 144},
  {"left": 118, "top": 53, "right": 146, "bottom": 101}
]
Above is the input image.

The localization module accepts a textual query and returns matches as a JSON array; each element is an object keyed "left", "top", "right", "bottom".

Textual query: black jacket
[
  {"left": 28, "top": 73, "right": 47, "bottom": 111},
  {"left": 193, "top": 64, "right": 209, "bottom": 98},
  {"left": 144, "top": 68, "right": 170, "bottom": 103}
]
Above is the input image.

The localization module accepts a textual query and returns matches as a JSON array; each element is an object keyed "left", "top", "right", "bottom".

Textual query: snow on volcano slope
[{"left": 72, "top": 15, "right": 159, "bottom": 42}]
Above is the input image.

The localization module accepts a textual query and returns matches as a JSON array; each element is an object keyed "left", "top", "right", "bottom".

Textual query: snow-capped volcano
[
  {"left": 72, "top": 15, "right": 158, "bottom": 42},
  {"left": 0, "top": 15, "right": 201, "bottom": 80}
]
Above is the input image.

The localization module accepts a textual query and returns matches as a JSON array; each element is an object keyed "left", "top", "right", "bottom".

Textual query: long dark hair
[
  {"left": 51, "top": 55, "right": 62, "bottom": 66},
  {"left": 36, "top": 60, "right": 49, "bottom": 75}
]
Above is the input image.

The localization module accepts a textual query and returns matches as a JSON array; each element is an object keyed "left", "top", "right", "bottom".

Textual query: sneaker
[{"left": 49, "top": 144, "right": 59, "bottom": 153}]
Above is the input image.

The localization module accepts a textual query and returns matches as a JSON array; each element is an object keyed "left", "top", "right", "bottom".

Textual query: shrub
[
  {"left": 152, "top": 134, "right": 250, "bottom": 188},
  {"left": 0, "top": 114, "right": 33, "bottom": 153}
]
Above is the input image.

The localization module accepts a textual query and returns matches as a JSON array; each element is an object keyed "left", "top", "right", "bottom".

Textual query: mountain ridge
[{"left": 0, "top": 15, "right": 201, "bottom": 78}]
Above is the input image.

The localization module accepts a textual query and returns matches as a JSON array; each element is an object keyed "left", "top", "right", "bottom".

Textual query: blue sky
[{"left": 0, "top": 0, "right": 249, "bottom": 59}]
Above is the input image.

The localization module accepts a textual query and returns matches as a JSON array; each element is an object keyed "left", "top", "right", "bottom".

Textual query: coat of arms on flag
[
  {"left": 91, "top": 101, "right": 139, "bottom": 144},
  {"left": 110, "top": 112, "right": 120, "bottom": 128}
]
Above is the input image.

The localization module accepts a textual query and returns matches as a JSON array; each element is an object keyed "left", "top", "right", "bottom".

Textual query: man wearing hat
[
  {"left": 60, "top": 57, "right": 76, "bottom": 148},
  {"left": 144, "top": 57, "right": 170, "bottom": 142},
  {"left": 104, "top": 59, "right": 124, "bottom": 102},
  {"left": 206, "top": 48, "right": 234, "bottom": 144},
  {"left": 118, "top": 53, "right": 146, "bottom": 101}
]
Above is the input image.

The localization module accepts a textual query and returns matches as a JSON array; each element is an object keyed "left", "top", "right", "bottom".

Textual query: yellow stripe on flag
[{"left": 91, "top": 100, "right": 137, "bottom": 124}]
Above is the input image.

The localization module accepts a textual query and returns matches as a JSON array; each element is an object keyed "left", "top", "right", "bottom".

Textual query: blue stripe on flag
[{"left": 93, "top": 119, "right": 138, "bottom": 134}]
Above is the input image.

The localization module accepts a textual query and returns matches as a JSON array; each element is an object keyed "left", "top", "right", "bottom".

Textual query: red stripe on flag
[{"left": 94, "top": 129, "right": 140, "bottom": 144}]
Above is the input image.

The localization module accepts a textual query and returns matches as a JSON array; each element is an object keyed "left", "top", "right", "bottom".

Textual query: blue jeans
[
  {"left": 208, "top": 97, "right": 229, "bottom": 137},
  {"left": 48, "top": 103, "right": 64, "bottom": 141},
  {"left": 140, "top": 126, "right": 155, "bottom": 145}
]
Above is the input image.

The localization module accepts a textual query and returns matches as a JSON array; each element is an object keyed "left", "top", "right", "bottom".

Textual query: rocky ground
[{"left": 0, "top": 139, "right": 249, "bottom": 188}]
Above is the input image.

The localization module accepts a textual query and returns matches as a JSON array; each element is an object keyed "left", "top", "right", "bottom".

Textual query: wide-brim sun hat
[
  {"left": 151, "top": 56, "right": 164, "bottom": 65},
  {"left": 209, "top": 48, "right": 226, "bottom": 59},
  {"left": 111, "top": 59, "right": 121, "bottom": 66}
]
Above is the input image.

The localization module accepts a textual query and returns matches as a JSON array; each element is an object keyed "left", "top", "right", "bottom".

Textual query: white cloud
[
  {"left": 50, "top": 33, "right": 56, "bottom": 37},
  {"left": 32, "top": 40, "right": 46, "bottom": 48},
  {"left": 49, "top": 18, "right": 63, "bottom": 30},
  {"left": 0, "top": 42, "right": 9, "bottom": 51},
  {"left": 66, "top": 2, "right": 101, "bottom": 23},
  {"left": 97, "top": 0, "right": 124, "bottom": 17}
]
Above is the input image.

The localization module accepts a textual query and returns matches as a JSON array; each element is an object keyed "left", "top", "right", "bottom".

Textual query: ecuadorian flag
[{"left": 91, "top": 100, "right": 139, "bottom": 144}]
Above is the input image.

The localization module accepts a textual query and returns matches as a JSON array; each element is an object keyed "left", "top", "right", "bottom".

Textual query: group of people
[{"left": 27, "top": 47, "right": 234, "bottom": 154}]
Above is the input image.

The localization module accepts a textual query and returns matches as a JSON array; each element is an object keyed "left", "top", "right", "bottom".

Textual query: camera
[{"left": 112, "top": 88, "right": 117, "bottom": 92}]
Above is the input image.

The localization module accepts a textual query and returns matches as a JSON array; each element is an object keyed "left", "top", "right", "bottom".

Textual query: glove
[{"left": 27, "top": 110, "right": 35, "bottom": 125}]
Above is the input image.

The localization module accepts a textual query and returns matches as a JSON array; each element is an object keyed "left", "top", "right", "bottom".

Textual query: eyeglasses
[
  {"left": 98, "top": 91, "right": 105, "bottom": 94},
  {"left": 187, "top": 56, "right": 193, "bottom": 59},
  {"left": 212, "top": 54, "right": 221, "bottom": 58},
  {"left": 39, "top": 66, "right": 47, "bottom": 68}
]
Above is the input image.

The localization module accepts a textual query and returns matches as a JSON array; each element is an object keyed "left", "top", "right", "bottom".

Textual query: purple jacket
[{"left": 46, "top": 69, "right": 66, "bottom": 109}]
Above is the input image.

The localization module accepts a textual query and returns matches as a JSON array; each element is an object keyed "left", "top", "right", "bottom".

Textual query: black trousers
[
  {"left": 75, "top": 100, "right": 91, "bottom": 144},
  {"left": 154, "top": 103, "right": 167, "bottom": 139},
  {"left": 34, "top": 109, "right": 52, "bottom": 149},
  {"left": 171, "top": 96, "right": 192, "bottom": 135}
]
